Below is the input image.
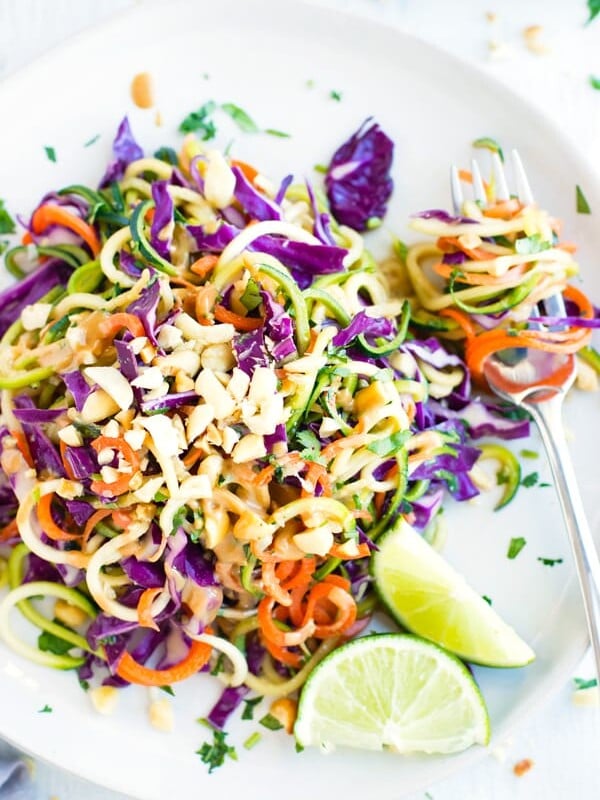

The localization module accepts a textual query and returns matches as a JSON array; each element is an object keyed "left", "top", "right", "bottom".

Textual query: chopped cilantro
[
  {"left": 521, "top": 472, "right": 539, "bottom": 488},
  {"left": 242, "top": 695, "right": 263, "bottom": 721},
  {"left": 171, "top": 505, "right": 188, "bottom": 533},
  {"left": 38, "top": 704, "right": 53, "bottom": 713},
  {"left": 203, "top": 72, "right": 210, "bottom": 80},
  {"left": 196, "top": 729, "right": 238, "bottom": 773},
  {"left": 573, "top": 676, "right": 598, "bottom": 690},
  {"left": 313, "top": 163, "right": 328, "bottom": 174},
  {"left": 586, "top": 0, "right": 600, "bottom": 25},
  {"left": 295, "top": 429, "right": 322, "bottom": 461},
  {"left": 576, "top": 184, "right": 591, "bottom": 214},
  {"left": 537, "top": 557, "right": 563, "bottom": 567},
  {"left": 83, "top": 134, "right": 101, "bottom": 148},
  {"left": 507, "top": 536, "right": 527, "bottom": 560},
  {"left": 589, "top": 75, "right": 600, "bottom": 90},
  {"left": 515, "top": 234, "right": 550, "bottom": 255},
  {"left": 519, "top": 449, "right": 538, "bottom": 459},
  {"left": 154, "top": 146, "right": 179, "bottom": 165},
  {"left": 472, "top": 136, "right": 504, "bottom": 163},
  {"left": 367, "top": 430, "right": 411, "bottom": 457},
  {"left": 210, "top": 653, "right": 225, "bottom": 676},
  {"left": 0, "top": 200, "right": 16, "bottom": 235},
  {"left": 482, "top": 595, "right": 493, "bottom": 605},
  {"left": 44, "top": 146, "right": 57, "bottom": 163},
  {"left": 265, "top": 128, "right": 291, "bottom": 138},
  {"left": 221, "top": 102, "right": 260, "bottom": 133},
  {"left": 392, "top": 236, "right": 409, "bottom": 262},
  {"left": 425, "top": 793, "right": 435, "bottom": 800},
  {"left": 38, "top": 627, "right": 73, "bottom": 655},
  {"left": 179, "top": 101, "right": 218, "bottom": 138},
  {"left": 240, "top": 278, "right": 262, "bottom": 311},
  {"left": 159, "top": 685, "right": 175, "bottom": 696},
  {"left": 295, "top": 741, "right": 305, "bottom": 753},
  {"left": 243, "top": 731, "right": 262, "bottom": 750},
  {"left": 259, "top": 713, "right": 284, "bottom": 731},
  {"left": 79, "top": 679, "right": 89, "bottom": 691},
  {"left": 330, "top": 90, "right": 342, "bottom": 101}
]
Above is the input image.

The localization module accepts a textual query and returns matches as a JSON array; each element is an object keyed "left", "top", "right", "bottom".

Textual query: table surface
[{"left": 1, "top": 1, "right": 599, "bottom": 798}]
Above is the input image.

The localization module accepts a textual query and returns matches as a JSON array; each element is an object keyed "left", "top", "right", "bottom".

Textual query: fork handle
[{"left": 526, "top": 393, "right": 600, "bottom": 678}]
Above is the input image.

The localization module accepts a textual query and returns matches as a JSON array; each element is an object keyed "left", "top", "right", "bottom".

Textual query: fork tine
[
  {"left": 511, "top": 149, "right": 534, "bottom": 205},
  {"left": 491, "top": 152, "right": 509, "bottom": 201},
  {"left": 450, "top": 165, "right": 464, "bottom": 215},
  {"left": 471, "top": 159, "right": 486, "bottom": 205}
]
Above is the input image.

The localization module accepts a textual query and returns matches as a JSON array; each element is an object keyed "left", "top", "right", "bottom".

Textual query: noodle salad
[{"left": 0, "top": 117, "right": 597, "bottom": 744}]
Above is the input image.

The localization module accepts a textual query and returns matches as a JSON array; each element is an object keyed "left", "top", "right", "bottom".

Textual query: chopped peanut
[
  {"left": 513, "top": 758, "right": 534, "bottom": 777},
  {"left": 269, "top": 698, "right": 298, "bottom": 734}
]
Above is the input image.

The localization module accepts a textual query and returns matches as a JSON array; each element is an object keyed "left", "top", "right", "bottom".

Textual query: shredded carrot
[
  {"left": 59, "top": 440, "right": 77, "bottom": 481},
  {"left": 261, "top": 635, "right": 302, "bottom": 668},
  {"left": 301, "top": 581, "right": 357, "bottom": 638},
  {"left": 436, "top": 236, "right": 496, "bottom": 262},
  {"left": 253, "top": 452, "right": 303, "bottom": 487},
  {"left": 482, "top": 199, "right": 522, "bottom": 219},
  {"left": 137, "top": 587, "right": 163, "bottom": 631},
  {"left": 213, "top": 304, "right": 264, "bottom": 331},
  {"left": 21, "top": 232, "right": 33, "bottom": 245},
  {"left": 276, "top": 557, "right": 316, "bottom": 591},
  {"left": 557, "top": 241, "right": 577, "bottom": 254},
  {"left": 262, "top": 561, "right": 292, "bottom": 607},
  {"left": 320, "top": 433, "right": 371, "bottom": 461},
  {"left": 82, "top": 509, "right": 113, "bottom": 542},
  {"left": 89, "top": 436, "right": 140, "bottom": 497},
  {"left": 301, "top": 462, "right": 332, "bottom": 498},
  {"left": 257, "top": 596, "right": 316, "bottom": 648},
  {"left": 439, "top": 307, "right": 476, "bottom": 339},
  {"left": 189, "top": 254, "right": 218, "bottom": 277},
  {"left": 111, "top": 509, "right": 133, "bottom": 529},
  {"left": 98, "top": 312, "right": 146, "bottom": 340},
  {"left": 231, "top": 159, "right": 259, "bottom": 183},
  {"left": 10, "top": 430, "right": 34, "bottom": 468},
  {"left": 0, "top": 519, "right": 18, "bottom": 543},
  {"left": 115, "top": 640, "right": 211, "bottom": 686},
  {"left": 31, "top": 204, "right": 101, "bottom": 256},
  {"left": 37, "top": 493, "right": 82, "bottom": 541}
]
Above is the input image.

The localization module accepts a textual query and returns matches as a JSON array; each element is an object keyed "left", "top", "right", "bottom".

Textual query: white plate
[{"left": 0, "top": 1, "right": 599, "bottom": 797}]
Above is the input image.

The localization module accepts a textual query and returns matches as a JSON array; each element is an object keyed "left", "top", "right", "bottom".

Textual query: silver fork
[{"left": 451, "top": 152, "right": 600, "bottom": 679}]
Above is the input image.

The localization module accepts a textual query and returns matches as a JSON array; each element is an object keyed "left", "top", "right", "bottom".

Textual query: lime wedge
[
  {"left": 294, "top": 633, "right": 490, "bottom": 754},
  {"left": 372, "top": 519, "right": 535, "bottom": 667}
]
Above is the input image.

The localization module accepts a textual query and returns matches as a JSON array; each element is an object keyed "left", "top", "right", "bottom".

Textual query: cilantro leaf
[
  {"left": 0, "top": 200, "right": 16, "bottom": 235},
  {"left": 221, "top": 103, "right": 260, "bottom": 133},
  {"left": 179, "top": 101, "right": 218, "bottom": 138},
  {"left": 574, "top": 676, "right": 598, "bottom": 690},
  {"left": 576, "top": 184, "right": 591, "bottom": 214},
  {"left": 38, "top": 628, "right": 73, "bottom": 655},
  {"left": 537, "top": 556, "right": 563, "bottom": 567},
  {"left": 330, "top": 90, "right": 342, "bottom": 101},
  {"left": 507, "top": 536, "right": 526, "bottom": 559},
  {"left": 589, "top": 75, "right": 600, "bottom": 90},
  {"left": 196, "top": 730, "right": 238, "bottom": 773},
  {"left": 482, "top": 595, "right": 493, "bottom": 606},
  {"left": 586, "top": 0, "right": 600, "bottom": 24},
  {"left": 154, "top": 146, "right": 179, "bottom": 165},
  {"left": 259, "top": 713, "right": 283, "bottom": 731},
  {"left": 515, "top": 234, "right": 551, "bottom": 255},
  {"left": 159, "top": 685, "right": 175, "bottom": 696},
  {"left": 38, "top": 704, "right": 53, "bottom": 713},
  {"left": 521, "top": 472, "right": 539, "bottom": 488},
  {"left": 83, "top": 134, "right": 101, "bottom": 148},
  {"left": 240, "top": 278, "right": 262, "bottom": 311},
  {"left": 295, "top": 429, "right": 322, "bottom": 461},
  {"left": 472, "top": 136, "right": 504, "bottom": 163},
  {"left": 44, "top": 146, "right": 57, "bottom": 163},
  {"left": 241, "top": 695, "right": 263, "bottom": 721},
  {"left": 367, "top": 431, "right": 411, "bottom": 457},
  {"left": 265, "top": 128, "right": 291, "bottom": 138}
]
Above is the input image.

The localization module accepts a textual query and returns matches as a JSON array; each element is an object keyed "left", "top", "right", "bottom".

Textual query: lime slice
[
  {"left": 372, "top": 519, "right": 535, "bottom": 667},
  {"left": 294, "top": 633, "right": 490, "bottom": 754}
]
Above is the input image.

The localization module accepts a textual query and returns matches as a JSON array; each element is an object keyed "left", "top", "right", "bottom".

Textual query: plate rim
[{"left": 0, "top": 0, "right": 593, "bottom": 796}]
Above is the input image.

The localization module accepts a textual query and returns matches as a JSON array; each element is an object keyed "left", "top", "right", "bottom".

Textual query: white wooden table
[{"left": 0, "top": 1, "right": 599, "bottom": 798}]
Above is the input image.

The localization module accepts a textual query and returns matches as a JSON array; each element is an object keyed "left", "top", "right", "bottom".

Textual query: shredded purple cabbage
[
  {"left": 99, "top": 117, "right": 144, "bottom": 188},
  {"left": 150, "top": 180, "right": 174, "bottom": 260},
  {"left": 325, "top": 118, "right": 394, "bottom": 231}
]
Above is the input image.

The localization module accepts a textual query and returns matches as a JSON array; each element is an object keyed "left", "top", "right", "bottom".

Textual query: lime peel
[
  {"left": 372, "top": 519, "right": 535, "bottom": 667},
  {"left": 294, "top": 633, "right": 490, "bottom": 755}
]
